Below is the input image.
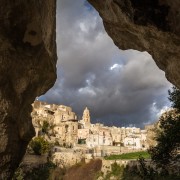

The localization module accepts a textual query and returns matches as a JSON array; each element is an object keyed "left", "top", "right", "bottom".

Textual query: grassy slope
[{"left": 104, "top": 151, "right": 150, "bottom": 160}]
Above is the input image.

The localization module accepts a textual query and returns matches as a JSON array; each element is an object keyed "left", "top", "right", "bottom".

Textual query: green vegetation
[
  {"left": 42, "top": 120, "right": 49, "bottom": 134},
  {"left": 13, "top": 167, "right": 24, "bottom": 180},
  {"left": 104, "top": 162, "right": 125, "bottom": 180},
  {"left": 137, "top": 156, "right": 180, "bottom": 180},
  {"left": 13, "top": 162, "right": 56, "bottom": 180},
  {"left": 104, "top": 151, "right": 150, "bottom": 160},
  {"left": 148, "top": 110, "right": 180, "bottom": 165},
  {"left": 25, "top": 162, "right": 56, "bottom": 180},
  {"left": 149, "top": 86, "right": 180, "bottom": 165},
  {"left": 168, "top": 86, "right": 180, "bottom": 111},
  {"left": 137, "top": 156, "right": 157, "bottom": 179},
  {"left": 96, "top": 161, "right": 180, "bottom": 180},
  {"left": 98, "top": 162, "right": 152, "bottom": 180},
  {"left": 29, "top": 137, "right": 50, "bottom": 155}
]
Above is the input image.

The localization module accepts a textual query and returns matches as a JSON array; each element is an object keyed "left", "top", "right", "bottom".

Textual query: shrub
[
  {"left": 13, "top": 162, "right": 57, "bottom": 180},
  {"left": 29, "top": 137, "right": 50, "bottom": 155},
  {"left": 42, "top": 121, "right": 49, "bottom": 134}
]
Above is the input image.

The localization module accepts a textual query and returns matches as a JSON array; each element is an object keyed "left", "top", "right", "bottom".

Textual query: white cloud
[
  {"left": 78, "top": 87, "right": 96, "bottom": 96},
  {"left": 110, "top": 64, "right": 123, "bottom": 70}
]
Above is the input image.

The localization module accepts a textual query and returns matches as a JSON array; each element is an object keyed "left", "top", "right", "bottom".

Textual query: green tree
[
  {"left": 13, "top": 162, "right": 57, "bottom": 180},
  {"left": 149, "top": 87, "right": 180, "bottom": 165},
  {"left": 149, "top": 110, "right": 180, "bottom": 164},
  {"left": 13, "top": 167, "right": 24, "bottom": 180},
  {"left": 42, "top": 120, "right": 49, "bottom": 134},
  {"left": 29, "top": 137, "right": 50, "bottom": 155},
  {"left": 41, "top": 120, "right": 56, "bottom": 137},
  {"left": 168, "top": 86, "right": 180, "bottom": 111}
]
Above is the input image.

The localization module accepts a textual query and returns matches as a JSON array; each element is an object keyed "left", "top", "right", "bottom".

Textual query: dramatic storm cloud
[{"left": 40, "top": 0, "right": 172, "bottom": 128}]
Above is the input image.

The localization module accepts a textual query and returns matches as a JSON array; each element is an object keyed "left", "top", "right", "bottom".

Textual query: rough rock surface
[
  {"left": 88, "top": 0, "right": 180, "bottom": 88},
  {"left": 0, "top": 0, "right": 57, "bottom": 179}
]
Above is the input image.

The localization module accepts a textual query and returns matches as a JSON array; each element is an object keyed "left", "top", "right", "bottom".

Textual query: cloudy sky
[{"left": 40, "top": 0, "right": 172, "bottom": 128}]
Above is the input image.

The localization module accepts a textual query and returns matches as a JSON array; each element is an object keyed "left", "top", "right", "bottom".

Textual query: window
[{"left": 65, "top": 125, "right": 69, "bottom": 133}]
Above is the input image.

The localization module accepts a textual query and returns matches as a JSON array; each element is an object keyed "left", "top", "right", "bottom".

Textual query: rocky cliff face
[
  {"left": 88, "top": 0, "right": 180, "bottom": 88},
  {"left": 0, "top": 0, "right": 57, "bottom": 179}
]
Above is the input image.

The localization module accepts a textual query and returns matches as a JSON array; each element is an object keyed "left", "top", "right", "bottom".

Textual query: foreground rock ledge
[
  {"left": 88, "top": 0, "right": 180, "bottom": 88},
  {"left": 0, "top": 0, "right": 57, "bottom": 179}
]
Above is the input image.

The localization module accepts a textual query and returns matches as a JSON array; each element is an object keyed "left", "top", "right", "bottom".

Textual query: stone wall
[
  {"left": 52, "top": 152, "right": 84, "bottom": 168},
  {"left": 101, "top": 159, "right": 138, "bottom": 175}
]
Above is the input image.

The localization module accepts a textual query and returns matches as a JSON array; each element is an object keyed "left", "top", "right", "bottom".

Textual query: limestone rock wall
[
  {"left": 53, "top": 152, "right": 84, "bottom": 168},
  {"left": 0, "top": 0, "right": 57, "bottom": 179},
  {"left": 88, "top": 0, "right": 180, "bottom": 88}
]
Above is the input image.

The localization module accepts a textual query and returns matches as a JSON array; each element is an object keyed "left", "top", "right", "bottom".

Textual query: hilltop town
[{"left": 30, "top": 101, "right": 152, "bottom": 167}]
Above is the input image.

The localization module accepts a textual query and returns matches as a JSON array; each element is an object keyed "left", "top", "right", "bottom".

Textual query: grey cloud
[{"left": 40, "top": 0, "right": 172, "bottom": 128}]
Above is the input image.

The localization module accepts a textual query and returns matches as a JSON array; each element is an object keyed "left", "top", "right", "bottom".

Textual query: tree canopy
[
  {"left": 29, "top": 137, "right": 50, "bottom": 155},
  {"left": 149, "top": 86, "right": 180, "bottom": 165},
  {"left": 168, "top": 86, "right": 180, "bottom": 111}
]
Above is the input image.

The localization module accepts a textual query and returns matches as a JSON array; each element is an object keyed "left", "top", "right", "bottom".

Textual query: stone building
[
  {"left": 32, "top": 101, "right": 79, "bottom": 147},
  {"left": 53, "top": 105, "right": 78, "bottom": 147},
  {"left": 79, "top": 107, "right": 91, "bottom": 128},
  {"left": 32, "top": 101, "right": 56, "bottom": 137},
  {"left": 54, "top": 120, "right": 78, "bottom": 147},
  {"left": 32, "top": 101, "right": 148, "bottom": 152},
  {"left": 78, "top": 128, "right": 90, "bottom": 144},
  {"left": 123, "top": 136, "right": 141, "bottom": 149},
  {"left": 86, "top": 127, "right": 113, "bottom": 147},
  {"left": 121, "top": 127, "right": 147, "bottom": 149},
  {"left": 78, "top": 110, "right": 113, "bottom": 147},
  {"left": 110, "top": 126, "right": 122, "bottom": 146},
  {"left": 54, "top": 105, "right": 77, "bottom": 124}
]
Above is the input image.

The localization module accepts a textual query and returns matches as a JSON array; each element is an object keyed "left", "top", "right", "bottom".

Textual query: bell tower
[{"left": 82, "top": 107, "right": 90, "bottom": 123}]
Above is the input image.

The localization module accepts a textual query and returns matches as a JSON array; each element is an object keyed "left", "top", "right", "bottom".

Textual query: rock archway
[
  {"left": 0, "top": 0, "right": 179, "bottom": 179},
  {"left": 88, "top": 0, "right": 180, "bottom": 89},
  {"left": 0, "top": 0, "right": 56, "bottom": 179}
]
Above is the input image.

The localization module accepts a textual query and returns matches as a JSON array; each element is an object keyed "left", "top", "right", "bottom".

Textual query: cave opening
[{"left": 0, "top": 0, "right": 179, "bottom": 179}]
